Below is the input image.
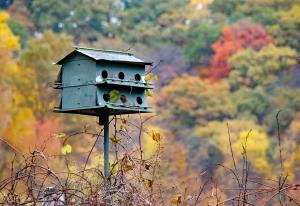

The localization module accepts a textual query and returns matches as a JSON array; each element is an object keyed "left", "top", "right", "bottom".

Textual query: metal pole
[
  {"left": 103, "top": 115, "right": 110, "bottom": 204},
  {"left": 103, "top": 115, "right": 110, "bottom": 178}
]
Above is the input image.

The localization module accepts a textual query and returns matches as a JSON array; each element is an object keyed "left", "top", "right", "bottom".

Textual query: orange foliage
[
  {"left": 8, "top": 1, "right": 35, "bottom": 30},
  {"left": 4, "top": 115, "right": 60, "bottom": 155},
  {"left": 33, "top": 118, "right": 60, "bottom": 155},
  {"left": 209, "top": 19, "right": 272, "bottom": 81}
]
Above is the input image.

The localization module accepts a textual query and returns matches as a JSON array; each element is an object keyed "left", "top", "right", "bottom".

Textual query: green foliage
[
  {"left": 270, "top": 5, "right": 300, "bottom": 51},
  {"left": 30, "top": 0, "right": 119, "bottom": 41},
  {"left": 19, "top": 30, "right": 73, "bottom": 119},
  {"left": 229, "top": 45, "right": 297, "bottom": 90},
  {"left": 7, "top": 19, "right": 30, "bottom": 47},
  {"left": 264, "top": 88, "right": 300, "bottom": 133},
  {"left": 1, "top": 0, "right": 300, "bottom": 194},
  {"left": 232, "top": 87, "right": 271, "bottom": 123},
  {"left": 185, "top": 22, "right": 222, "bottom": 64},
  {"left": 210, "top": 0, "right": 300, "bottom": 25},
  {"left": 209, "top": 0, "right": 245, "bottom": 17},
  {"left": 157, "top": 76, "right": 236, "bottom": 129},
  {"left": 118, "top": 0, "right": 189, "bottom": 44},
  {"left": 145, "top": 89, "right": 152, "bottom": 97},
  {"left": 109, "top": 90, "right": 120, "bottom": 103}
]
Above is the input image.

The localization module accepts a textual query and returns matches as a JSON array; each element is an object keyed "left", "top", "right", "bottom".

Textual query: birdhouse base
[{"left": 53, "top": 105, "right": 152, "bottom": 119}]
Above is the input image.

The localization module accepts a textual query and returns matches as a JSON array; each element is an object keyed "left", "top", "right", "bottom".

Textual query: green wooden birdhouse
[{"left": 53, "top": 47, "right": 153, "bottom": 117}]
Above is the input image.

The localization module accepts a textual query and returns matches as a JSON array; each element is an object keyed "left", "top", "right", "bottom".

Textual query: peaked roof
[{"left": 56, "top": 46, "right": 152, "bottom": 65}]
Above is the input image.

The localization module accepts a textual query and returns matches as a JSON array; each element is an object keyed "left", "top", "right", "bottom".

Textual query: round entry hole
[
  {"left": 136, "top": 97, "right": 143, "bottom": 105},
  {"left": 120, "top": 94, "right": 127, "bottom": 103},
  {"left": 103, "top": 93, "right": 110, "bottom": 102},
  {"left": 135, "top": 74, "right": 141, "bottom": 81},
  {"left": 118, "top": 72, "right": 125, "bottom": 80},
  {"left": 102, "top": 70, "right": 108, "bottom": 79}
]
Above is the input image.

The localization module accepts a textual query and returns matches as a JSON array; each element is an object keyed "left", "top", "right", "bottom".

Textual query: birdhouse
[{"left": 53, "top": 47, "right": 153, "bottom": 117}]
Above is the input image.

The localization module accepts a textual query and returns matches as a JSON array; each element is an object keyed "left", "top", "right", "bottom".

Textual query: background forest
[{"left": 1, "top": 0, "right": 300, "bottom": 205}]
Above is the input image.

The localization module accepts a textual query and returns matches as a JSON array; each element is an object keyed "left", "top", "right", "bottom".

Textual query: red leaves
[{"left": 209, "top": 20, "right": 273, "bottom": 82}]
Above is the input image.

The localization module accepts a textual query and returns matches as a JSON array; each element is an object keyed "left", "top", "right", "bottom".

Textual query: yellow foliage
[
  {"left": 3, "top": 108, "right": 36, "bottom": 152},
  {"left": 61, "top": 144, "right": 72, "bottom": 155},
  {"left": 171, "top": 194, "right": 182, "bottom": 204},
  {"left": 190, "top": 0, "right": 212, "bottom": 7},
  {"left": 0, "top": 11, "right": 19, "bottom": 52},
  {"left": 281, "top": 117, "right": 300, "bottom": 181},
  {"left": 143, "top": 126, "right": 163, "bottom": 159},
  {"left": 151, "top": 131, "right": 161, "bottom": 142},
  {"left": 195, "top": 119, "right": 264, "bottom": 150},
  {"left": 233, "top": 129, "right": 272, "bottom": 175}
]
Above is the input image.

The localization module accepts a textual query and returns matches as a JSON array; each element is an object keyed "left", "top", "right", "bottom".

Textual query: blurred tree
[
  {"left": 270, "top": 5, "right": 300, "bottom": 52},
  {"left": 0, "top": 0, "right": 14, "bottom": 9},
  {"left": 30, "top": 0, "right": 119, "bottom": 42},
  {"left": 210, "top": 0, "right": 300, "bottom": 25},
  {"left": 0, "top": 11, "right": 19, "bottom": 134},
  {"left": 0, "top": 11, "right": 41, "bottom": 152},
  {"left": 231, "top": 87, "right": 271, "bottom": 123},
  {"left": 194, "top": 119, "right": 267, "bottom": 173},
  {"left": 185, "top": 22, "right": 222, "bottom": 65},
  {"left": 250, "top": 0, "right": 300, "bottom": 10},
  {"left": 209, "top": 19, "right": 272, "bottom": 81},
  {"left": 8, "top": 0, "right": 35, "bottom": 30},
  {"left": 119, "top": 0, "right": 188, "bottom": 45},
  {"left": 228, "top": 45, "right": 297, "bottom": 90},
  {"left": 118, "top": 0, "right": 220, "bottom": 46},
  {"left": 157, "top": 0, "right": 214, "bottom": 45},
  {"left": 264, "top": 87, "right": 300, "bottom": 133},
  {"left": 281, "top": 114, "right": 300, "bottom": 181},
  {"left": 209, "top": 0, "right": 245, "bottom": 17},
  {"left": 7, "top": 19, "right": 30, "bottom": 47},
  {"left": 233, "top": 129, "right": 272, "bottom": 175},
  {"left": 156, "top": 75, "right": 236, "bottom": 130},
  {"left": 7, "top": 0, "right": 34, "bottom": 46},
  {"left": 151, "top": 44, "right": 190, "bottom": 87},
  {"left": 19, "top": 30, "right": 73, "bottom": 120}
]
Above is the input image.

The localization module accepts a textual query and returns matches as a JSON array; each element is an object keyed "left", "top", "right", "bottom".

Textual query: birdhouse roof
[{"left": 56, "top": 46, "right": 152, "bottom": 65}]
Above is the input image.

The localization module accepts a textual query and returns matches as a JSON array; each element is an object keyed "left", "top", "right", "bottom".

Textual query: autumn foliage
[
  {"left": 1, "top": 0, "right": 300, "bottom": 205},
  {"left": 209, "top": 20, "right": 273, "bottom": 81}
]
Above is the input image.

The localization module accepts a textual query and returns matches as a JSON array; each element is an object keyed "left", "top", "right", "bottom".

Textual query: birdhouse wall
[
  {"left": 62, "top": 54, "right": 96, "bottom": 87},
  {"left": 62, "top": 85, "right": 97, "bottom": 109},
  {"left": 96, "top": 85, "right": 148, "bottom": 109},
  {"left": 96, "top": 61, "right": 145, "bottom": 83},
  {"left": 60, "top": 54, "right": 97, "bottom": 109}
]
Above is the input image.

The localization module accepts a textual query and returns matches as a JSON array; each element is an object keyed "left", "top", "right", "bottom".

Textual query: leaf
[
  {"left": 152, "top": 131, "right": 161, "bottom": 142},
  {"left": 121, "top": 119, "right": 127, "bottom": 125},
  {"left": 61, "top": 144, "right": 72, "bottom": 155},
  {"left": 154, "top": 75, "right": 159, "bottom": 83},
  {"left": 171, "top": 194, "right": 182, "bottom": 204},
  {"left": 143, "top": 178, "right": 153, "bottom": 188},
  {"left": 145, "top": 89, "right": 152, "bottom": 97},
  {"left": 123, "top": 163, "right": 134, "bottom": 172},
  {"left": 109, "top": 90, "right": 119, "bottom": 103},
  {"left": 120, "top": 124, "right": 126, "bottom": 132},
  {"left": 68, "top": 165, "right": 77, "bottom": 172},
  {"left": 145, "top": 72, "right": 153, "bottom": 83},
  {"left": 55, "top": 133, "right": 66, "bottom": 140},
  {"left": 111, "top": 135, "right": 121, "bottom": 144}
]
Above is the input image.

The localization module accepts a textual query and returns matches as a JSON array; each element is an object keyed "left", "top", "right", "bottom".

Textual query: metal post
[
  {"left": 103, "top": 115, "right": 110, "bottom": 179},
  {"left": 102, "top": 115, "right": 110, "bottom": 205}
]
